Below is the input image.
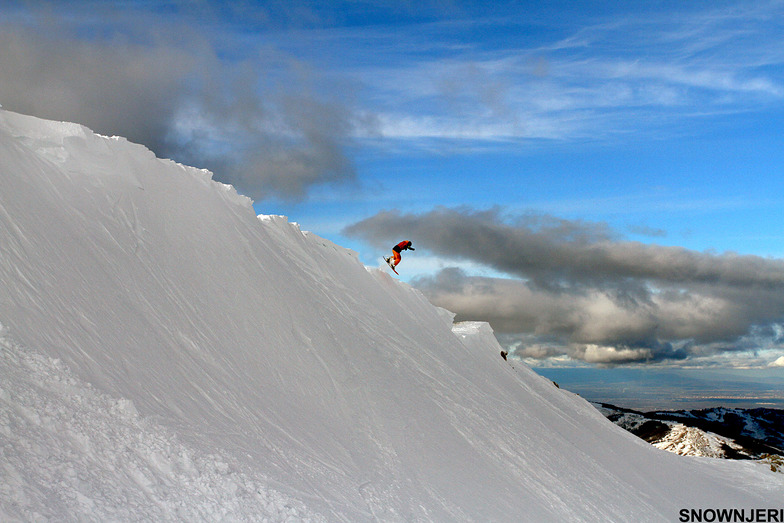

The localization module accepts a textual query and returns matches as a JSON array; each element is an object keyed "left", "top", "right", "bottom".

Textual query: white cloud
[
  {"left": 577, "top": 344, "right": 653, "bottom": 365},
  {"left": 349, "top": 1, "right": 784, "bottom": 149}
]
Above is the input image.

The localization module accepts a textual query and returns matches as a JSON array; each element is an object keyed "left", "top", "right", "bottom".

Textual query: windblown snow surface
[{"left": 1, "top": 108, "right": 782, "bottom": 521}]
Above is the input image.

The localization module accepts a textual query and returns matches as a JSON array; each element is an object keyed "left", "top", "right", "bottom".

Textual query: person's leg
[{"left": 393, "top": 251, "right": 401, "bottom": 266}]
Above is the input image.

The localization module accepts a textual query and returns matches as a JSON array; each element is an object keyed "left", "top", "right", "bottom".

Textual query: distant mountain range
[{"left": 595, "top": 403, "right": 784, "bottom": 471}]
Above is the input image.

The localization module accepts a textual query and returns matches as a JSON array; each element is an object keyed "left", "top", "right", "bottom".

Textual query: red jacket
[{"left": 393, "top": 240, "right": 413, "bottom": 252}]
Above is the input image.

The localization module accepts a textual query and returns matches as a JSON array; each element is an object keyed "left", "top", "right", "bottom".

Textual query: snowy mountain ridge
[
  {"left": 654, "top": 424, "right": 745, "bottom": 459},
  {"left": 597, "top": 403, "right": 784, "bottom": 462},
  {"left": 1, "top": 108, "right": 783, "bottom": 521}
]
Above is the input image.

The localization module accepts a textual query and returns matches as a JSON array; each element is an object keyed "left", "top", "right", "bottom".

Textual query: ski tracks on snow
[{"left": 0, "top": 326, "right": 324, "bottom": 522}]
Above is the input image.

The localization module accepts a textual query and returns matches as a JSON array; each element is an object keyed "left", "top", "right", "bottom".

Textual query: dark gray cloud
[
  {"left": 344, "top": 207, "right": 784, "bottom": 365},
  {"left": 0, "top": 3, "right": 359, "bottom": 201},
  {"left": 345, "top": 207, "right": 784, "bottom": 288}
]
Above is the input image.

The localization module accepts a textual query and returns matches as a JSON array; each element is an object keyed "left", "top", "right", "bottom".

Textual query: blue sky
[
  {"left": 2, "top": 1, "right": 784, "bottom": 402},
  {"left": 264, "top": 1, "right": 784, "bottom": 252},
  {"left": 243, "top": 0, "right": 784, "bottom": 255}
]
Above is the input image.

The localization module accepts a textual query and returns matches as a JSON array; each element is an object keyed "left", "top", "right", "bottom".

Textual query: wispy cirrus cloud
[{"left": 350, "top": 1, "right": 784, "bottom": 146}]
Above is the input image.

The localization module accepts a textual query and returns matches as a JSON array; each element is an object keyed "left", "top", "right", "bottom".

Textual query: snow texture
[{"left": 1, "top": 108, "right": 783, "bottom": 521}]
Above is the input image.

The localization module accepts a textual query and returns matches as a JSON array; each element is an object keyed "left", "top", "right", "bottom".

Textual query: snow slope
[{"left": 1, "top": 108, "right": 782, "bottom": 521}]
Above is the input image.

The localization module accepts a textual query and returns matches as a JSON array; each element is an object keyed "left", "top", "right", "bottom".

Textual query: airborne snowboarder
[{"left": 384, "top": 240, "right": 415, "bottom": 274}]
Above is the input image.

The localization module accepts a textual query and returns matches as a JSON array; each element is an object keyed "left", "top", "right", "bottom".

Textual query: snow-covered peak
[
  {"left": 653, "top": 424, "right": 745, "bottom": 459},
  {"left": 1, "top": 108, "right": 782, "bottom": 520}
]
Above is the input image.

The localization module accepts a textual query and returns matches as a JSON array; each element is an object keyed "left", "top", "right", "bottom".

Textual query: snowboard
[{"left": 383, "top": 256, "right": 399, "bottom": 275}]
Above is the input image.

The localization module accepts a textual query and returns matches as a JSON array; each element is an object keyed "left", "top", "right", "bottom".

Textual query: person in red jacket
[{"left": 385, "top": 240, "right": 415, "bottom": 268}]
